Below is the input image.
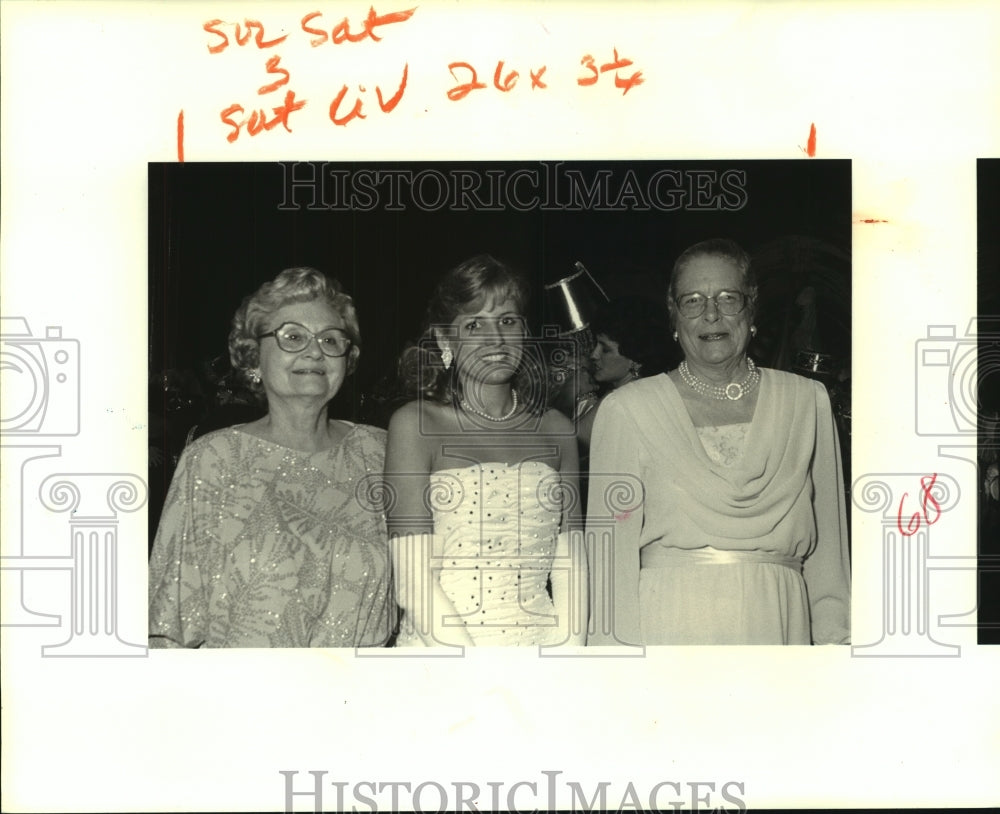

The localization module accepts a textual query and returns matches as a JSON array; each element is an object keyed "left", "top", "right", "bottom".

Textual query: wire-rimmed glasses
[
  {"left": 256, "top": 322, "right": 353, "bottom": 357},
  {"left": 674, "top": 291, "right": 748, "bottom": 319}
]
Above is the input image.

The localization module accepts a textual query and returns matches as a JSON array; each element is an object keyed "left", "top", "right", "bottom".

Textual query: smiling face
[
  {"left": 437, "top": 297, "right": 526, "bottom": 387},
  {"left": 257, "top": 299, "right": 350, "bottom": 407},
  {"left": 672, "top": 254, "right": 752, "bottom": 373},
  {"left": 590, "top": 333, "right": 635, "bottom": 387}
]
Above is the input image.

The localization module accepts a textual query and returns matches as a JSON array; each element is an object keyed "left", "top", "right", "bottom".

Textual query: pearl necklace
[
  {"left": 460, "top": 389, "right": 519, "bottom": 422},
  {"left": 678, "top": 359, "right": 759, "bottom": 401}
]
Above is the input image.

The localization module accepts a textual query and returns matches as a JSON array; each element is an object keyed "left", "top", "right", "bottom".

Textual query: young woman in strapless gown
[{"left": 384, "top": 255, "right": 587, "bottom": 647}]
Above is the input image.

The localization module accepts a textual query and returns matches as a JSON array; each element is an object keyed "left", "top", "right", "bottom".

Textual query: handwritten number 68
[{"left": 896, "top": 473, "right": 941, "bottom": 536}]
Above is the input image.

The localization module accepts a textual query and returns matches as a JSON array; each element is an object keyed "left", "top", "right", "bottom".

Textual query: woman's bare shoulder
[
  {"left": 388, "top": 399, "right": 456, "bottom": 440},
  {"left": 538, "top": 408, "right": 575, "bottom": 435},
  {"left": 388, "top": 400, "right": 421, "bottom": 427}
]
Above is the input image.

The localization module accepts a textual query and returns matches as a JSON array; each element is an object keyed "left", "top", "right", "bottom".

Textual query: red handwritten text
[
  {"left": 447, "top": 50, "right": 641, "bottom": 101},
  {"left": 301, "top": 7, "right": 417, "bottom": 46},
  {"left": 578, "top": 48, "right": 644, "bottom": 95},
  {"left": 446, "top": 62, "right": 487, "bottom": 101},
  {"left": 446, "top": 60, "right": 549, "bottom": 100},
  {"left": 177, "top": 110, "right": 185, "bottom": 162},
  {"left": 220, "top": 54, "right": 308, "bottom": 142},
  {"left": 897, "top": 473, "right": 942, "bottom": 537},
  {"left": 258, "top": 55, "right": 291, "bottom": 95},
  {"left": 329, "top": 63, "right": 409, "bottom": 126},
  {"left": 221, "top": 90, "right": 307, "bottom": 142},
  {"left": 203, "top": 19, "right": 288, "bottom": 53},
  {"left": 193, "top": 11, "right": 644, "bottom": 149}
]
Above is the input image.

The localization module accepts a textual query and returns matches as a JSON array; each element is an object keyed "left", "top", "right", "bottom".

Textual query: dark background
[
  {"left": 147, "top": 159, "right": 854, "bottom": 547},
  {"left": 149, "top": 159, "right": 852, "bottom": 412},
  {"left": 977, "top": 158, "right": 1000, "bottom": 643}
]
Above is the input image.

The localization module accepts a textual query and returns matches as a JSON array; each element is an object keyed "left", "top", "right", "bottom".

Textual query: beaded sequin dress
[
  {"left": 148, "top": 423, "right": 392, "bottom": 648},
  {"left": 395, "top": 461, "right": 564, "bottom": 646}
]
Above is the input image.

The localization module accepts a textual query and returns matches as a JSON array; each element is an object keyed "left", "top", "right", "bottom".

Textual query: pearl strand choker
[
  {"left": 460, "top": 389, "right": 519, "bottom": 422},
  {"left": 678, "top": 359, "right": 759, "bottom": 401}
]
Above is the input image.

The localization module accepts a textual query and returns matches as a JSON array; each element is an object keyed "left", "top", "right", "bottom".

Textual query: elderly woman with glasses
[
  {"left": 148, "top": 267, "right": 392, "bottom": 648},
  {"left": 587, "top": 239, "right": 850, "bottom": 645}
]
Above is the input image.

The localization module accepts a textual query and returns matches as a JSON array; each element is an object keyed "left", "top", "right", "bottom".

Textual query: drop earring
[
  {"left": 441, "top": 347, "right": 453, "bottom": 370},
  {"left": 672, "top": 331, "right": 679, "bottom": 342},
  {"left": 249, "top": 369, "right": 262, "bottom": 384}
]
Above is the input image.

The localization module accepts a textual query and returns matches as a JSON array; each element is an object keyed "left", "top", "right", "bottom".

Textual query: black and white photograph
[
  {"left": 147, "top": 159, "right": 852, "bottom": 649},
  {"left": 4, "top": 2, "right": 998, "bottom": 811}
]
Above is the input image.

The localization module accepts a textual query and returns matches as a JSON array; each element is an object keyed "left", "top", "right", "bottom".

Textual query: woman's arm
[
  {"left": 547, "top": 414, "right": 588, "bottom": 645},
  {"left": 385, "top": 402, "right": 475, "bottom": 647},
  {"left": 804, "top": 382, "right": 852, "bottom": 645},
  {"left": 148, "top": 442, "right": 211, "bottom": 648},
  {"left": 575, "top": 396, "right": 600, "bottom": 451},
  {"left": 585, "top": 396, "right": 645, "bottom": 646}
]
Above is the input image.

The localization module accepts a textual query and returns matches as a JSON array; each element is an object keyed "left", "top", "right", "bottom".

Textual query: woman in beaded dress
[
  {"left": 148, "top": 268, "right": 392, "bottom": 648},
  {"left": 385, "top": 255, "right": 587, "bottom": 647},
  {"left": 586, "top": 239, "right": 850, "bottom": 645}
]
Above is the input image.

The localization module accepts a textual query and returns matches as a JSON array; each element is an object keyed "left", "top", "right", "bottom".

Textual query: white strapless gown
[{"left": 395, "top": 461, "right": 564, "bottom": 646}]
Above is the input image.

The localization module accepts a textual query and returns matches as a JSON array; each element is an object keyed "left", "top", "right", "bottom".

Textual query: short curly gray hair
[
  {"left": 667, "top": 238, "right": 758, "bottom": 328},
  {"left": 228, "top": 267, "right": 361, "bottom": 397}
]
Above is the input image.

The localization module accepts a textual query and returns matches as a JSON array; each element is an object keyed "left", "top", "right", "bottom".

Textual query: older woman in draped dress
[{"left": 587, "top": 239, "right": 850, "bottom": 645}]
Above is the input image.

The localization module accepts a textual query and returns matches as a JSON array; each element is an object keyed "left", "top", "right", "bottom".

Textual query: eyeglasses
[
  {"left": 674, "top": 290, "right": 748, "bottom": 319},
  {"left": 257, "top": 322, "right": 353, "bottom": 357}
]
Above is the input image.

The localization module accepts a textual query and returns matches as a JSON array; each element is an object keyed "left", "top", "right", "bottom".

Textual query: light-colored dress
[
  {"left": 395, "top": 461, "right": 564, "bottom": 646},
  {"left": 586, "top": 369, "right": 851, "bottom": 645},
  {"left": 148, "top": 423, "right": 392, "bottom": 648}
]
